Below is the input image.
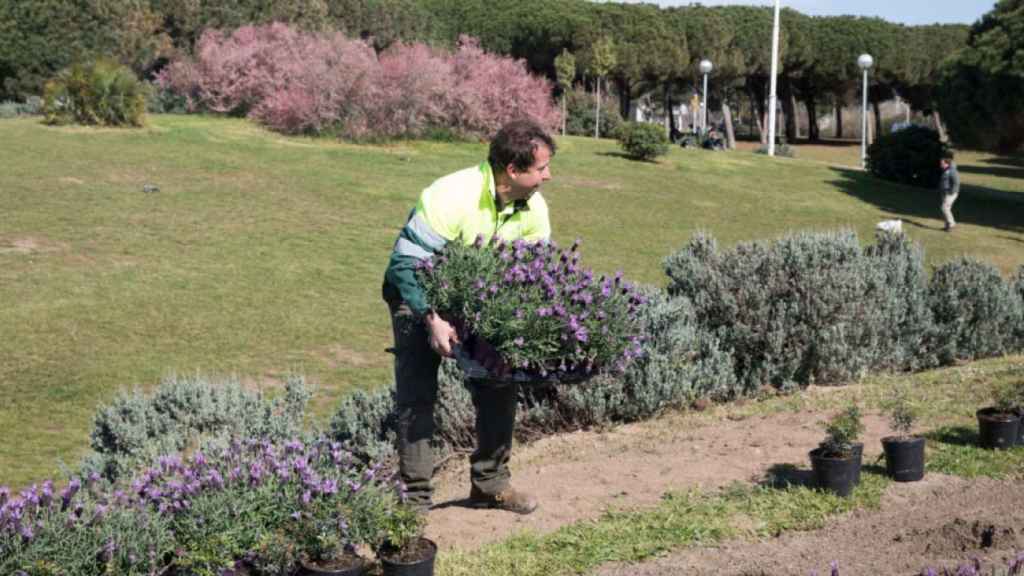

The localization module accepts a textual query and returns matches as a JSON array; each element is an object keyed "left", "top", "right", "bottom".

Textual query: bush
[
  {"left": 81, "top": 373, "right": 312, "bottom": 482},
  {"left": 617, "top": 122, "right": 670, "bottom": 161},
  {"left": 866, "top": 125, "right": 949, "bottom": 188},
  {"left": 754, "top": 140, "right": 795, "bottom": 157},
  {"left": 158, "top": 25, "right": 559, "bottom": 140},
  {"left": 42, "top": 60, "right": 149, "bottom": 127},
  {"left": 0, "top": 438, "right": 406, "bottom": 576},
  {"left": 564, "top": 86, "right": 623, "bottom": 138},
  {"left": 928, "top": 257, "right": 1023, "bottom": 364},
  {"left": 1014, "top": 265, "right": 1024, "bottom": 349},
  {"left": 819, "top": 405, "right": 864, "bottom": 457},
  {"left": 0, "top": 96, "right": 42, "bottom": 118},
  {"left": 664, "top": 230, "right": 935, "bottom": 392}
]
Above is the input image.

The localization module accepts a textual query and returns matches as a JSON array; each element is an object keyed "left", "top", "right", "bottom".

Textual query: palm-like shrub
[{"left": 42, "top": 60, "right": 148, "bottom": 127}]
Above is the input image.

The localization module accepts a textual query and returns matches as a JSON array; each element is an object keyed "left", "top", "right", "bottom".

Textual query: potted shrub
[
  {"left": 418, "top": 237, "right": 645, "bottom": 385},
  {"left": 375, "top": 503, "right": 435, "bottom": 576},
  {"left": 977, "top": 382, "right": 1022, "bottom": 450},
  {"left": 880, "top": 388, "right": 926, "bottom": 482},
  {"left": 809, "top": 405, "right": 865, "bottom": 497}
]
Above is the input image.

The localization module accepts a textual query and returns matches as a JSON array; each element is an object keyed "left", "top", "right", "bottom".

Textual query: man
[
  {"left": 381, "top": 119, "right": 555, "bottom": 515},
  {"left": 939, "top": 153, "right": 960, "bottom": 232}
]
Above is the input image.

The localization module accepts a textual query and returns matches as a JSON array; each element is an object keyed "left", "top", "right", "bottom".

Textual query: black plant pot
[
  {"left": 809, "top": 443, "right": 863, "bottom": 498},
  {"left": 881, "top": 436, "right": 926, "bottom": 482},
  {"left": 381, "top": 538, "right": 437, "bottom": 576},
  {"left": 976, "top": 407, "right": 1021, "bottom": 450},
  {"left": 299, "top": 556, "right": 370, "bottom": 576}
]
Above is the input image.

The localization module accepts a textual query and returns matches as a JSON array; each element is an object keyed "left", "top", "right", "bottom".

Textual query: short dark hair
[
  {"left": 941, "top": 149, "right": 955, "bottom": 161},
  {"left": 488, "top": 119, "right": 556, "bottom": 173}
]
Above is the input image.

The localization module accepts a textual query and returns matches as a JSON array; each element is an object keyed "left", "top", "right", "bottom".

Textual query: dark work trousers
[{"left": 388, "top": 299, "right": 517, "bottom": 509}]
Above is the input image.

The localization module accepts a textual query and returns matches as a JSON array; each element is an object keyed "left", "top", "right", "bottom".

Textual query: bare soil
[{"left": 421, "top": 391, "right": 1024, "bottom": 574}]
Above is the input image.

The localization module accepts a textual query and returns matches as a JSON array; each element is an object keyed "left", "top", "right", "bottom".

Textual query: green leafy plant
[
  {"left": 866, "top": 125, "right": 948, "bottom": 188},
  {"left": 617, "top": 121, "right": 670, "bottom": 161},
  {"left": 42, "top": 59, "right": 149, "bottom": 127},
  {"left": 820, "top": 405, "right": 864, "bottom": 457},
  {"left": 884, "top": 386, "right": 918, "bottom": 438},
  {"left": 991, "top": 380, "right": 1023, "bottom": 414}
]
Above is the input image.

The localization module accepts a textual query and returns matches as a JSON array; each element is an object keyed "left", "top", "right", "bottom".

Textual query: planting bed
[{"left": 420, "top": 385, "right": 1023, "bottom": 575}]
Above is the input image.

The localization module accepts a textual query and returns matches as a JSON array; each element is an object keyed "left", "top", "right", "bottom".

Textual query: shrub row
[
  {"left": 77, "top": 231, "right": 1024, "bottom": 477},
  {"left": 0, "top": 96, "right": 41, "bottom": 119},
  {"left": 157, "top": 23, "right": 559, "bottom": 140}
]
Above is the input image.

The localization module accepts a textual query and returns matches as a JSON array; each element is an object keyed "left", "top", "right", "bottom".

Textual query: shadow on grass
[
  {"left": 596, "top": 151, "right": 660, "bottom": 163},
  {"left": 924, "top": 425, "right": 979, "bottom": 447},
  {"left": 761, "top": 463, "right": 815, "bottom": 489},
  {"left": 958, "top": 164, "right": 1024, "bottom": 180},
  {"left": 981, "top": 154, "right": 1024, "bottom": 169},
  {"left": 828, "top": 167, "right": 1024, "bottom": 234}
]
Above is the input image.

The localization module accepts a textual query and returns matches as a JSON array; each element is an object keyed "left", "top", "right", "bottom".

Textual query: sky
[{"left": 630, "top": 1, "right": 996, "bottom": 26}]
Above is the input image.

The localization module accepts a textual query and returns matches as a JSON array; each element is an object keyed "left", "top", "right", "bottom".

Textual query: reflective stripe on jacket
[{"left": 383, "top": 161, "right": 551, "bottom": 315}]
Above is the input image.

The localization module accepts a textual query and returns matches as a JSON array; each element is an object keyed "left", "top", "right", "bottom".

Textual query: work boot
[{"left": 468, "top": 485, "right": 538, "bottom": 515}]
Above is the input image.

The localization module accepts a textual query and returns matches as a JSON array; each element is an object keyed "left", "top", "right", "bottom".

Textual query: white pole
[
  {"left": 767, "top": 0, "right": 781, "bottom": 156},
  {"left": 702, "top": 72, "right": 709, "bottom": 133},
  {"left": 861, "top": 68, "right": 868, "bottom": 168}
]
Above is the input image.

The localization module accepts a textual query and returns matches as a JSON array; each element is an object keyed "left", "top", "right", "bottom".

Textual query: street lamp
[
  {"left": 767, "top": 0, "right": 781, "bottom": 156},
  {"left": 699, "top": 59, "right": 713, "bottom": 134},
  {"left": 858, "top": 53, "right": 874, "bottom": 168}
]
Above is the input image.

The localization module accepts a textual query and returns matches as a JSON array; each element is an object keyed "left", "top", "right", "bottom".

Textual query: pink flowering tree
[{"left": 158, "top": 24, "right": 560, "bottom": 140}]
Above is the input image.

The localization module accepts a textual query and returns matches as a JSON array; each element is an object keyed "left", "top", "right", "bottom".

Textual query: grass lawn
[{"left": 1, "top": 115, "right": 1022, "bottom": 487}]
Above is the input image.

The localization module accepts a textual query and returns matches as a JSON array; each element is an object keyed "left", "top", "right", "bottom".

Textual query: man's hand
[{"left": 425, "top": 312, "right": 459, "bottom": 357}]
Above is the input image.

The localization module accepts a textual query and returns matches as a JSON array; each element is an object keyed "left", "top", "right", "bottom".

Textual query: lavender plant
[
  {"left": 418, "top": 236, "right": 646, "bottom": 380},
  {"left": 885, "top": 386, "right": 919, "bottom": 438},
  {"left": 1, "top": 438, "right": 407, "bottom": 576}
]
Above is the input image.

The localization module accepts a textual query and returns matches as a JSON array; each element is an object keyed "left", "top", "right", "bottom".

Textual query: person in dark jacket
[{"left": 939, "top": 153, "right": 960, "bottom": 232}]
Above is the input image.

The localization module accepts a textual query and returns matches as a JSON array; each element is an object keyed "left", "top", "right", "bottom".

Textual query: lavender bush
[
  {"left": 2, "top": 438, "right": 406, "bottom": 576},
  {"left": 417, "top": 237, "right": 646, "bottom": 381}
]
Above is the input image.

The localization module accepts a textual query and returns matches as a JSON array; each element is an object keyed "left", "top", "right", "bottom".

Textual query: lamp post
[
  {"left": 858, "top": 53, "right": 874, "bottom": 169},
  {"left": 767, "top": 0, "right": 781, "bottom": 156},
  {"left": 699, "top": 59, "right": 713, "bottom": 134}
]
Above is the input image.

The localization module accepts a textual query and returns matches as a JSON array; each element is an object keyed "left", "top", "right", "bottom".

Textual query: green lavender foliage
[
  {"left": 928, "top": 257, "right": 1023, "bottom": 364},
  {"left": 81, "top": 374, "right": 311, "bottom": 481}
]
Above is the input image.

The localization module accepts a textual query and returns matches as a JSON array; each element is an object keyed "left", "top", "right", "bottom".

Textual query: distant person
[{"left": 939, "top": 152, "right": 960, "bottom": 232}]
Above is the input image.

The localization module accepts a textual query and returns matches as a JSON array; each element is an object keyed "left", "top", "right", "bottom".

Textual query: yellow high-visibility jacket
[{"left": 382, "top": 161, "right": 550, "bottom": 315}]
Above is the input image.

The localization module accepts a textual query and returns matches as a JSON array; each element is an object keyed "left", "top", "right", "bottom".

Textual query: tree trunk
[
  {"left": 807, "top": 98, "right": 820, "bottom": 142},
  {"left": 617, "top": 78, "right": 631, "bottom": 120},
  {"left": 933, "top": 110, "right": 948, "bottom": 142},
  {"left": 781, "top": 80, "right": 797, "bottom": 142},
  {"left": 835, "top": 105, "right": 843, "bottom": 139},
  {"left": 594, "top": 76, "right": 601, "bottom": 139},
  {"left": 665, "top": 82, "right": 673, "bottom": 137},
  {"left": 872, "top": 99, "right": 883, "bottom": 140},
  {"left": 561, "top": 93, "right": 567, "bottom": 136},
  {"left": 722, "top": 101, "right": 736, "bottom": 149},
  {"left": 750, "top": 90, "right": 768, "bottom": 145}
]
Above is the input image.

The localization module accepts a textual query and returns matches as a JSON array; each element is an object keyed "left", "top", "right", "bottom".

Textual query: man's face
[
  {"left": 940, "top": 159, "right": 950, "bottom": 170},
  {"left": 505, "top": 144, "right": 552, "bottom": 202}
]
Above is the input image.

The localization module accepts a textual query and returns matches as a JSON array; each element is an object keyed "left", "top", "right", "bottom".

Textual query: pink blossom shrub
[{"left": 157, "top": 24, "right": 559, "bottom": 140}]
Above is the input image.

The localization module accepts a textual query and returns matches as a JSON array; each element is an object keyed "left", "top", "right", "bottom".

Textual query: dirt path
[
  {"left": 421, "top": 391, "right": 1024, "bottom": 574},
  {"left": 424, "top": 395, "right": 902, "bottom": 551},
  {"left": 595, "top": 475, "right": 1024, "bottom": 576}
]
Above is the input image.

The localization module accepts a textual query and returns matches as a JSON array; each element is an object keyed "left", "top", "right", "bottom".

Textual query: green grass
[
  {"left": 438, "top": 477, "right": 888, "bottom": 576},
  {"left": 2, "top": 115, "right": 1023, "bottom": 487}
]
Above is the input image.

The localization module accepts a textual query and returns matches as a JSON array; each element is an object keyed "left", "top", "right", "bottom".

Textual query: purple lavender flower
[
  {"left": 514, "top": 337, "right": 525, "bottom": 347},
  {"left": 830, "top": 560, "right": 839, "bottom": 576}
]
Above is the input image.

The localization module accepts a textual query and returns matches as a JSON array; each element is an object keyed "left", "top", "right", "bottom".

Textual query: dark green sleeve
[{"left": 384, "top": 252, "right": 430, "bottom": 317}]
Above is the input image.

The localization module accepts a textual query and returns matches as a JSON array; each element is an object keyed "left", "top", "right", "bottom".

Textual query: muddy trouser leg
[
  {"left": 469, "top": 382, "right": 518, "bottom": 495},
  {"left": 941, "top": 191, "right": 958, "bottom": 228},
  {"left": 390, "top": 301, "right": 441, "bottom": 510}
]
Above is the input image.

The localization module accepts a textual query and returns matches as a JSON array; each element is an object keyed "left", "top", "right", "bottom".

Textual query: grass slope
[{"left": 1, "top": 115, "right": 1022, "bottom": 486}]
